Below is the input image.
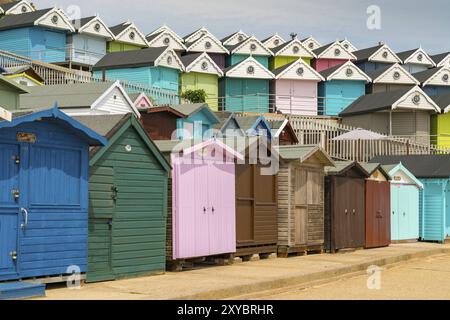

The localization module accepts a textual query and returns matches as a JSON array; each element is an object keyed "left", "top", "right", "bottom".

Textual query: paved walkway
[{"left": 39, "top": 243, "right": 450, "bottom": 300}]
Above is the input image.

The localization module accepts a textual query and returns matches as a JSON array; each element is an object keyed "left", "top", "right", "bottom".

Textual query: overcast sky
[{"left": 38, "top": 0, "right": 449, "bottom": 54}]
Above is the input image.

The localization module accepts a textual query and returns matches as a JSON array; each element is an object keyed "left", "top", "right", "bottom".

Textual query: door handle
[
  {"left": 345, "top": 209, "right": 348, "bottom": 215},
  {"left": 352, "top": 209, "right": 356, "bottom": 215},
  {"left": 9, "top": 251, "right": 17, "bottom": 261},
  {"left": 211, "top": 206, "right": 215, "bottom": 214},
  {"left": 20, "top": 208, "right": 28, "bottom": 229},
  {"left": 203, "top": 207, "right": 207, "bottom": 214}
]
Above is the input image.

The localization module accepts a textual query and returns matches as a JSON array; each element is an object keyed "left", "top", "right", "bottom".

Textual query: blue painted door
[
  {"left": 445, "top": 184, "right": 450, "bottom": 238},
  {"left": 0, "top": 143, "right": 19, "bottom": 278},
  {"left": 394, "top": 185, "right": 419, "bottom": 241}
]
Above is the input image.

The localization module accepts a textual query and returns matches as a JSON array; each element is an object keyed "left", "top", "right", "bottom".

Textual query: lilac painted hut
[{"left": 155, "top": 139, "right": 243, "bottom": 270}]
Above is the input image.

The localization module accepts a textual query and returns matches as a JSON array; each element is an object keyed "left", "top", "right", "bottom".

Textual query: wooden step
[{"left": 0, "top": 281, "right": 46, "bottom": 300}]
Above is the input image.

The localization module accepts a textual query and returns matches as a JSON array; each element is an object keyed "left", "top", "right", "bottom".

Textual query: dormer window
[
  {"left": 296, "top": 67, "right": 304, "bottom": 76},
  {"left": 293, "top": 46, "right": 300, "bottom": 54},
  {"left": 129, "top": 32, "right": 136, "bottom": 40},
  {"left": 412, "top": 95, "right": 421, "bottom": 105},
  {"left": 334, "top": 48, "right": 341, "bottom": 56},
  {"left": 345, "top": 68, "right": 353, "bottom": 77},
  {"left": 163, "top": 37, "right": 170, "bottom": 45},
  {"left": 201, "top": 61, "right": 208, "bottom": 70},
  {"left": 51, "top": 15, "right": 59, "bottom": 25},
  {"left": 393, "top": 71, "right": 401, "bottom": 80},
  {"left": 247, "top": 66, "right": 255, "bottom": 74},
  {"left": 250, "top": 43, "right": 257, "bottom": 51},
  {"left": 205, "top": 41, "right": 212, "bottom": 49},
  {"left": 94, "top": 23, "right": 101, "bottom": 32}
]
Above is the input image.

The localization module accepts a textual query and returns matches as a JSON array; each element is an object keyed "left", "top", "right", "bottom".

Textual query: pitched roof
[
  {"left": 223, "top": 56, "right": 274, "bottom": 79},
  {"left": 19, "top": 82, "right": 113, "bottom": 109},
  {"left": 72, "top": 16, "right": 96, "bottom": 29},
  {"left": 109, "top": 22, "right": 130, "bottom": 36},
  {"left": 221, "top": 31, "right": 247, "bottom": 43},
  {"left": 171, "top": 103, "right": 220, "bottom": 123},
  {"left": 180, "top": 52, "right": 203, "bottom": 67},
  {"left": 365, "top": 63, "right": 418, "bottom": 84},
  {"left": 272, "top": 58, "right": 324, "bottom": 81},
  {"left": 370, "top": 155, "right": 450, "bottom": 178},
  {"left": 73, "top": 113, "right": 130, "bottom": 138},
  {"left": 0, "top": 74, "right": 30, "bottom": 93},
  {"left": 277, "top": 145, "right": 334, "bottom": 165},
  {"left": 332, "top": 128, "right": 387, "bottom": 140},
  {"left": 325, "top": 161, "right": 369, "bottom": 176},
  {"left": 319, "top": 61, "right": 371, "bottom": 82},
  {"left": 430, "top": 52, "right": 450, "bottom": 66},
  {"left": 413, "top": 67, "right": 441, "bottom": 83},
  {"left": 431, "top": 92, "right": 450, "bottom": 112},
  {"left": 360, "top": 162, "right": 390, "bottom": 179},
  {"left": 0, "top": 8, "right": 52, "bottom": 30},
  {"left": 93, "top": 47, "right": 168, "bottom": 69},
  {"left": 353, "top": 44, "right": 384, "bottom": 62},
  {"left": 381, "top": 163, "right": 424, "bottom": 188},
  {"left": 339, "top": 86, "right": 416, "bottom": 116},
  {"left": 0, "top": 1, "right": 24, "bottom": 12},
  {"left": 396, "top": 49, "right": 418, "bottom": 62}
]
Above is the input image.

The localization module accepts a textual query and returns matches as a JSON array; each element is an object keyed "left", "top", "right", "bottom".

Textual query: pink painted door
[
  {"left": 173, "top": 161, "right": 210, "bottom": 259},
  {"left": 275, "top": 80, "right": 292, "bottom": 114},
  {"left": 275, "top": 80, "right": 319, "bottom": 115},
  {"left": 208, "top": 162, "right": 236, "bottom": 255}
]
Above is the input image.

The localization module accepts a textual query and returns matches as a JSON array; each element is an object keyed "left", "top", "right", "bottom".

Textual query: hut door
[
  {"left": 445, "top": 184, "right": 450, "bottom": 238},
  {"left": 349, "top": 178, "right": 365, "bottom": 248},
  {"left": 236, "top": 165, "right": 255, "bottom": 245},
  {"left": 87, "top": 166, "right": 114, "bottom": 282},
  {"left": 0, "top": 143, "right": 20, "bottom": 278},
  {"left": 293, "top": 168, "right": 308, "bottom": 245},
  {"left": 391, "top": 186, "right": 399, "bottom": 241},
  {"left": 333, "top": 177, "right": 351, "bottom": 250}
]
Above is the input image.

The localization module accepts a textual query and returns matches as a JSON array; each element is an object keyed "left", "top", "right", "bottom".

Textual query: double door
[
  {"left": 365, "top": 181, "right": 391, "bottom": 248},
  {"left": 391, "top": 185, "right": 419, "bottom": 241},
  {"left": 333, "top": 177, "right": 365, "bottom": 250},
  {"left": 174, "top": 161, "right": 236, "bottom": 259}
]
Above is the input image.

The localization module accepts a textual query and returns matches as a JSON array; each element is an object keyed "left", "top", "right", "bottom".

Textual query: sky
[{"left": 38, "top": 0, "right": 450, "bottom": 54}]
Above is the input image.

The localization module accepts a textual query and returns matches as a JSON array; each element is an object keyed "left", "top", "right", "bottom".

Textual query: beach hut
[
  {"left": 277, "top": 145, "right": 334, "bottom": 256},
  {"left": 221, "top": 30, "right": 249, "bottom": 48},
  {"left": 107, "top": 21, "right": 148, "bottom": 52},
  {"left": 353, "top": 43, "right": 401, "bottom": 73},
  {"left": 219, "top": 56, "right": 274, "bottom": 113},
  {"left": 340, "top": 39, "right": 357, "bottom": 52},
  {"left": 128, "top": 92, "right": 154, "bottom": 110},
  {"left": 19, "top": 81, "right": 140, "bottom": 117},
  {"left": 146, "top": 25, "right": 186, "bottom": 52},
  {"left": 73, "top": 114, "right": 171, "bottom": 282},
  {"left": 2, "top": 65, "right": 44, "bottom": 86},
  {"left": 301, "top": 36, "right": 321, "bottom": 51},
  {"left": 179, "top": 53, "right": 224, "bottom": 111},
  {"left": 397, "top": 48, "right": 435, "bottom": 74},
  {"left": 365, "top": 63, "right": 419, "bottom": 94},
  {"left": 268, "top": 118, "right": 299, "bottom": 145},
  {"left": 0, "top": 75, "right": 29, "bottom": 110},
  {"left": 155, "top": 139, "right": 243, "bottom": 270},
  {"left": 311, "top": 41, "right": 356, "bottom": 72},
  {"left": 318, "top": 61, "right": 371, "bottom": 116},
  {"left": 93, "top": 47, "right": 184, "bottom": 105},
  {"left": 269, "top": 37, "right": 316, "bottom": 70},
  {"left": 140, "top": 103, "right": 219, "bottom": 140},
  {"left": 67, "top": 16, "right": 114, "bottom": 67},
  {"left": 230, "top": 137, "right": 279, "bottom": 258},
  {"left": 270, "top": 59, "right": 324, "bottom": 115},
  {"left": 430, "top": 93, "right": 450, "bottom": 149},
  {"left": 0, "top": 8, "right": 75, "bottom": 63},
  {"left": 183, "top": 27, "right": 229, "bottom": 70},
  {"left": 324, "top": 161, "right": 369, "bottom": 252},
  {"left": 372, "top": 155, "right": 450, "bottom": 243},
  {"left": 375, "top": 163, "right": 423, "bottom": 242},
  {"left": 340, "top": 86, "right": 440, "bottom": 145},
  {"left": 360, "top": 163, "right": 391, "bottom": 248},
  {"left": 261, "top": 34, "right": 286, "bottom": 49},
  {"left": 0, "top": 107, "right": 106, "bottom": 282},
  {"left": 226, "top": 35, "right": 273, "bottom": 68},
  {"left": 0, "top": 0, "right": 35, "bottom": 15},
  {"left": 413, "top": 67, "right": 450, "bottom": 96}
]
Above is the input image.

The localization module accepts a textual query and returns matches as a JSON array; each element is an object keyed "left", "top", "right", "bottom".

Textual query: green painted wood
[{"left": 87, "top": 118, "right": 169, "bottom": 282}]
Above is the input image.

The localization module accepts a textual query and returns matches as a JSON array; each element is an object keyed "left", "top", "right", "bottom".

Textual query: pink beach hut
[{"left": 155, "top": 139, "right": 244, "bottom": 269}]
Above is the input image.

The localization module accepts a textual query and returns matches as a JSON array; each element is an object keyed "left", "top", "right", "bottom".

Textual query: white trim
[
  {"left": 316, "top": 41, "right": 356, "bottom": 60},
  {"left": 183, "top": 26, "right": 211, "bottom": 44},
  {"left": 273, "top": 118, "right": 289, "bottom": 137},
  {"left": 186, "top": 34, "right": 229, "bottom": 54},
  {"left": 392, "top": 86, "right": 440, "bottom": 112},
  {"left": 77, "top": 16, "right": 115, "bottom": 40},
  {"left": 275, "top": 58, "right": 324, "bottom": 81},
  {"left": 114, "top": 22, "right": 149, "bottom": 47},
  {"left": 184, "top": 52, "right": 223, "bottom": 76},
  {"left": 372, "top": 63, "right": 419, "bottom": 85},
  {"left": 325, "top": 61, "right": 371, "bottom": 82},
  {"left": 230, "top": 35, "right": 273, "bottom": 56},
  {"left": 154, "top": 48, "right": 185, "bottom": 71},
  {"left": 272, "top": 38, "right": 316, "bottom": 58},
  {"left": 340, "top": 39, "right": 357, "bottom": 52},
  {"left": 132, "top": 92, "right": 153, "bottom": 109},
  {"left": 262, "top": 34, "right": 286, "bottom": 48},
  {"left": 34, "top": 8, "right": 76, "bottom": 32},
  {"left": 147, "top": 30, "right": 187, "bottom": 51},
  {"left": 368, "top": 44, "right": 402, "bottom": 63},
  {"left": 147, "top": 25, "right": 184, "bottom": 43},
  {"left": 423, "top": 67, "right": 450, "bottom": 87},
  {"left": 222, "top": 30, "right": 249, "bottom": 46},
  {"left": 301, "top": 36, "right": 321, "bottom": 51},
  {"left": 225, "top": 56, "right": 274, "bottom": 79},
  {"left": 91, "top": 81, "right": 141, "bottom": 118},
  {"left": 402, "top": 48, "right": 436, "bottom": 67},
  {"left": 4, "top": 0, "right": 35, "bottom": 15},
  {"left": 436, "top": 53, "right": 450, "bottom": 68}
]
